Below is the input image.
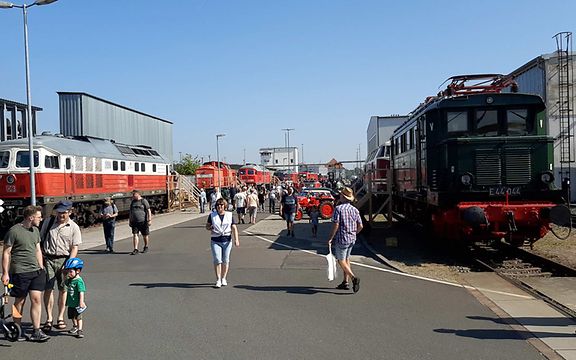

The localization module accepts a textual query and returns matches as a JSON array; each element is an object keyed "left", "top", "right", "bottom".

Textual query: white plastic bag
[{"left": 326, "top": 249, "right": 338, "bottom": 282}]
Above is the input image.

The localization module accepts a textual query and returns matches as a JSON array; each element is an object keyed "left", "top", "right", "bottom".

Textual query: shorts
[
  {"left": 333, "top": 243, "right": 355, "bottom": 261},
  {"left": 211, "top": 240, "right": 232, "bottom": 264},
  {"left": 131, "top": 221, "right": 150, "bottom": 236},
  {"left": 283, "top": 212, "right": 295, "bottom": 223},
  {"left": 45, "top": 257, "right": 67, "bottom": 291},
  {"left": 67, "top": 307, "right": 83, "bottom": 320},
  {"left": 10, "top": 269, "right": 47, "bottom": 298},
  {"left": 236, "top": 207, "right": 246, "bottom": 215}
]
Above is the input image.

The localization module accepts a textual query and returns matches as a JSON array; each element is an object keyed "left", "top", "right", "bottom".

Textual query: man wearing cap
[
  {"left": 129, "top": 190, "right": 152, "bottom": 255},
  {"left": 40, "top": 200, "right": 82, "bottom": 331},
  {"left": 327, "top": 187, "right": 363, "bottom": 293}
]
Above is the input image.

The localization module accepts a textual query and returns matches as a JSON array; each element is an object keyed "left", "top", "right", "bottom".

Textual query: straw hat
[{"left": 340, "top": 187, "right": 355, "bottom": 202}]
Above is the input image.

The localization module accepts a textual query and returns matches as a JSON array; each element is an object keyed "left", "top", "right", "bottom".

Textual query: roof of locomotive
[
  {"left": 0, "top": 134, "right": 169, "bottom": 163},
  {"left": 239, "top": 163, "right": 269, "bottom": 171}
]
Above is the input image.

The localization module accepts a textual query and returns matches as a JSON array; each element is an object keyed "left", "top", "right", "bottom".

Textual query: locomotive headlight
[
  {"left": 460, "top": 173, "right": 473, "bottom": 186},
  {"left": 540, "top": 171, "right": 554, "bottom": 184},
  {"left": 6, "top": 174, "right": 16, "bottom": 184}
]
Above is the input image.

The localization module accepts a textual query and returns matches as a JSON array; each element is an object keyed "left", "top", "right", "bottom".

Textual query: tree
[{"left": 174, "top": 154, "right": 202, "bottom": 175}]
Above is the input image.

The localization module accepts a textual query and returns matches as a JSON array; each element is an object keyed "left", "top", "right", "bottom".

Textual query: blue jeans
[
  {"left": 103, "top": 221, "right": 115, "bottom": 250},
  {"left": 211, "top": 240, "right": 232, "bottom": 264}
]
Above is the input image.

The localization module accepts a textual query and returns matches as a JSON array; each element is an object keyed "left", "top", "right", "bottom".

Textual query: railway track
[{"left": 470, "top": 241, "right": 576, "bottom": 319}]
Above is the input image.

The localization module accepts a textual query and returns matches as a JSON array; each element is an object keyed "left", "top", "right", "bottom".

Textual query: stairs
[{"left": 168, "top": 173, "right": 200, "bottom": 211}]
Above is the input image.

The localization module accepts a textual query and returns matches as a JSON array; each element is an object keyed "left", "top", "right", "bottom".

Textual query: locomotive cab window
[
  {"left": 65, "top": 158, "right": 71, "bottom": 170},
  {"left": 113, "top": 161, "right": 118, "bottom": 171},
  {"left": 248, "top": 170, "right": 255, "bottom": 175},
  {"left": 447, "top": 111, "right": 468, "bottom": 134},
  {"left": 16, "top": 151, "right": 39, "bottom": 168},
  {"left": 0, "top": 151, "right": 9, "bottom": 168},
  {"left": 507, "top": 109, "right": 529, "bottom": 135},
  {"left": 476, "top": 110, "right": 498, "bottom": 136},
  {"left": 45, "top": 155, "right": 60, "bottom": 169}
]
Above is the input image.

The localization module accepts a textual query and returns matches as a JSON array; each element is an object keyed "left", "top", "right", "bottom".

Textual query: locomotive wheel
[
  {"left": 5, "top": 322, "right": 21, "bottom": 342},
  {"left": 319, "top": 201, "right": 334, "bottom": 220},
  {"left": 295, "top": 209, "right": 303, "bottom": 221}
]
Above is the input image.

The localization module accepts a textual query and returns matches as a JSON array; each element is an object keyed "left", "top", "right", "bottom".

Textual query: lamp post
[
  {"left": 216, "top": 134, "right": 226, "bottom": 188},
  {"left": 282, "top": 128, "right": 294, "bottom": 171},
  {"left": 1, "top": 0, "right": 58, "bottom": 206}
]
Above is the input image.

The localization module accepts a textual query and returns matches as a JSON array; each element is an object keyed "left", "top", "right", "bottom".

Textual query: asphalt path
[{"left": 1, "top": 213, "right": 546, "bottom": 359}]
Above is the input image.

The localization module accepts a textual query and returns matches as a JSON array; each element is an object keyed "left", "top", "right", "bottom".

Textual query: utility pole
[{"left": 282, "top": 128, "right": 295, "bottom": 171}]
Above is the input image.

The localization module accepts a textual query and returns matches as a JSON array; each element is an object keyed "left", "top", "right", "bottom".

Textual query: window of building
[
  {"left": 476, "top": 110, "right": 498, "bottom": 136},
  {"left": 447, "top": 111, "right": 468, "bottom": 133}
]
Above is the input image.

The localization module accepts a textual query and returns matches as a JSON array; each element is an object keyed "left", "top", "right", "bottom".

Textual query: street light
[
  {"left": 1, "top": 0, "right": 59, "bottom": 205},
  {"left": 216, "top": 134, "right": 226, "bottom": 188},
  {"left": 282, "top": 128, "right": 294, "bottom": 171}
]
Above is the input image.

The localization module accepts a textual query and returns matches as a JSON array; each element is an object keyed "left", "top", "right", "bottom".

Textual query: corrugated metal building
[
  {"left": 366, "top": 115, "right": 407, "bottom": 158},
  {"left": 58, "top": 92, "right": 173, "bottom": 161},
  {"left": 508, "top": 52, "right": 575, "bottom": 197}
]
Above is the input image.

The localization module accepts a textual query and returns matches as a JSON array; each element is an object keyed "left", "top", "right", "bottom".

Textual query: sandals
[
  {"left": 55, "top": 320, "right": 67, "bottom": 330},
  {"left": 41, "top": 321, "right": 53, "bottom": 332}
]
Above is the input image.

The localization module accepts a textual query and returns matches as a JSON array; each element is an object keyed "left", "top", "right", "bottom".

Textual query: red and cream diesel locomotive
[
  {"left": 238, "top": 164, "right": 271, "bottom": 186},
  {"left": 195, "top": 161, "right": 237, "bottom": 189},
  {"left": 0, "top": 134, "right": 172, "bottom": 228}
]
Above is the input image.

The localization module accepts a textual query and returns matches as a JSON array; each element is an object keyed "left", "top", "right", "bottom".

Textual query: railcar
[
  {"left": 391, "top": 75, "right": 565, "bottom": 245},
  {"left": 195, "top": 161, "right": 237, "bottom": 189},
  {"left": 238, "top": 164, "right": 271, "bottom": 186},
  {"left": 364, "top": 142, "right": 391, "bottom": 193},
  {"left": 0, "top": 134, "right": 171, "bottom": 228}
]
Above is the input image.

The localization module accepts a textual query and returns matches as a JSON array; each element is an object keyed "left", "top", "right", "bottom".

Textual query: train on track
[
  {"left": 195, "top": 161, "right": 237, "bottom": 189},
  {"left": 238, "top": 164, "right": 272, "bottom": 186},
  {"left": 388, "top": 74, "right": 566, "bottom": 245},
  {"left": 0, "top": 134, "right": 172, "bottom": 228}
]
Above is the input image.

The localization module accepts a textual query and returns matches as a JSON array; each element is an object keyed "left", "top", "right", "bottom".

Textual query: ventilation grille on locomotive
[
  {"left": 475, "top": 150, "right": 501, "bottom": 186},
  {"left": 504, "top": 148, "right": 531, "bottom": 185}
]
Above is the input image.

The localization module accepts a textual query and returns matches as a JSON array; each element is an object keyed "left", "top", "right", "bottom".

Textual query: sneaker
[
  {"left": 29, "top": 329, "right": 50, "bottom": 342},
  {"left": 76, "top": 330, "right": 84, "bottom": 339},
  {"left": 336, "top": 282, "right": 350, "bottom": 290},
  {"left": 352, "top": 277, "right": 360, "bottom": 293},
  {"left": 130, "top": 249, "right": 139, "bottom": 255},
  {"left": 17, "top": 332, "right": 27, "bottom": 342},
  {"left": 68, "top": 327, "right": 78, "bottom": 335},
  {"left": 142, "top": 246, "right": 149, "bottom": 254},
  {"left": 214, "top": 279, "right": 222, "bottom": 288},
  {"left": 221, "top": 278, "right": 228, "bottom": 286}
]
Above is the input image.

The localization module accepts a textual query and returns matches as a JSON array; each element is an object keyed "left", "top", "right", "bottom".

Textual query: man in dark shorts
[
  {"left": 1, "top": 205, "right": 50, "bottom": 342},
  {"left": 280, "top": 187, "right": 299, "bottom": 237},
  {"left": 129, "top": 189, "right": 152, "bottom": 255}
]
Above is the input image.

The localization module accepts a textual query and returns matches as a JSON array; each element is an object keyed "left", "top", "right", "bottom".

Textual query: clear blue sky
[{"left": 1, "top": 0, "right": 575, "bottom": 165}]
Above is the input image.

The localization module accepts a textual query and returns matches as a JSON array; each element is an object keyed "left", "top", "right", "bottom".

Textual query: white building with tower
[{"left": 260, "top": 147, "right": 299, "bottom": 172}]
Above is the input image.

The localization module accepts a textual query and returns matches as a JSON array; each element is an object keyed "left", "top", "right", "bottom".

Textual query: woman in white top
[{"left": 205, "top": 198, "right": 239, "bottom": 288}]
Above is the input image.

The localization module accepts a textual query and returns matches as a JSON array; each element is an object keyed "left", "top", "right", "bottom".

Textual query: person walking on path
[
  {"left": 40, "top": 200, "right": 82, "bottom": 332},
  {"left": 268, "top": 188, "right": 277, "bottom": 213},
  {"left": 1, "top": 205, "right": 50, "bottom": 342},
  {"left": 205, "top": 198, "right": 239, "bottom": 288},
  {"left": 63, "top": 257, "right": 87, "bottom": 339},
  {"left": 234, "top": 187, "right": 247, "bottom": 224},
  {"left": 327, "top": 187, "right": 363, "bottom": 293},
  {"left": 258, "top": 187, "right": 266, "bottom": 212},
  {"left": 280, "top": 187, "right": 299, "bottom": 237},
  {"left": 246, "top": 188, "right": 259, "bottom": 224},
  {"left": 129, "top": 190, "right": 152, "bottom": 255},
  {"left": 210, "top": 187, "right": 222, "bottom": 211},
  {"left": 100, "top": 197, "right": 118, "bottom": 253},
  {"left": 199, "top": 188, "right": 207, "bottom": 213},
  {"left": 309, "top": 205, "right": 320, "bottom": 238}
]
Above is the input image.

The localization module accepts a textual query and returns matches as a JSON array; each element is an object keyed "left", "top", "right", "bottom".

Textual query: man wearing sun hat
[
  {"left": 40, "top": 200, "right": 82, "bottom": 331},
  {"left": 327, "top": 187, "right": 363, "bottom": 293}
]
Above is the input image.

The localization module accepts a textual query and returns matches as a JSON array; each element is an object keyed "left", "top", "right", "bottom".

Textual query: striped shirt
[{"left": 332, "top": 202, "right": 361, "bottom": 246}]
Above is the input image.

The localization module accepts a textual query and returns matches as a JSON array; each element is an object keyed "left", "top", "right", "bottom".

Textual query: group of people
[
  {"left": 203, "top": 184, "right": 363, "bottom": 294},
  {"left": 1, "top": 202, "right": 87, "bottom": 342}
]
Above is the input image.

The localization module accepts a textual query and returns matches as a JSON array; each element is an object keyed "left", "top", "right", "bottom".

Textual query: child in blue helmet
[{"left": 63, "top": 257, "right": 86, "bottom": 338}]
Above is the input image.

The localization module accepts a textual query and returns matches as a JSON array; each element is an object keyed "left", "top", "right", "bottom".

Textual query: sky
[{"left": 1, "top": 0, "right": 575, "bottom": 166}]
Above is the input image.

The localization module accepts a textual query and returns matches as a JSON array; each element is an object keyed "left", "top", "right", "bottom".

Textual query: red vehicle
[
  {"left": 238, "top": 164, "right": 271, "bottom": 186},
  {"left": 0, "top": 135, "right": 171, "bottom": 228},
  {"left": 196, "top": 161, "right": 237, "bottom": 189},
  {"left": 294, "top": 187, "right": 335, "bottom": 221},
  {"left": 364, "top": 142, "right": 391, "bottom": 193}
]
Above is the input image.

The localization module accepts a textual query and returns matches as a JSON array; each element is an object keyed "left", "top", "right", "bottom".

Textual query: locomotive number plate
[
  {"left": 489, "top": 186, "right": 520, "bottom": 196},
  {"left": 5, "top": 185, "right": 16, "bottom": 193}
]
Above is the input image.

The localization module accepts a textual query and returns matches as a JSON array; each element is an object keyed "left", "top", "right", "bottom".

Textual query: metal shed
[
  {"left": 58, "top": 92, "right": 173, "bottom": 161},
  {"left": 366, "top": 115, "right": 406, "bottom": 157}
]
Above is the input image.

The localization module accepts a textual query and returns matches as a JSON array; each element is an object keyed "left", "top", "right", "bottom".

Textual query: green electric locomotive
[{"left": 391, "top": 75, "right": 565, "bottom": 245}]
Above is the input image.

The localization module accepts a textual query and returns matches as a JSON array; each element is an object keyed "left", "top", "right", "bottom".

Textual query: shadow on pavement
[
  {"left": 467, "top": 315, "right": 576, "bottom": 327},
  {"left": 434, "top": 327, "right": 574, "bottom": 339},
  {"left": 234, "top": 284, "right": 352, "bottom": 295},
  {"left": 129, "top": 282, "right": 213, "bottom": 289}
]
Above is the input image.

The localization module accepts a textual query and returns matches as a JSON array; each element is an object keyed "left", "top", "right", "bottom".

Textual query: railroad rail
[{"left": 470, "top": 242, "right": 576, "bottom": 319}]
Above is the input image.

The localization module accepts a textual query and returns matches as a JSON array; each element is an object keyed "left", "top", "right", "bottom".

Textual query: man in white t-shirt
[{"left": 233, "top": 187, "right": 247, "bottom": 224}]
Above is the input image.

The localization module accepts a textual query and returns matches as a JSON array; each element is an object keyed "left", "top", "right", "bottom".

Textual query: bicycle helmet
[{"left": 63, "top": 257, "right": 84, "bottom": 270}]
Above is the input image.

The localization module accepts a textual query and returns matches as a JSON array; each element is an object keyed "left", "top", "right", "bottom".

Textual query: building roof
[{"left": 0, "top": 98, "right": 43, "bottom": 111}]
